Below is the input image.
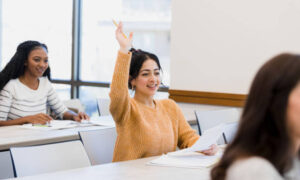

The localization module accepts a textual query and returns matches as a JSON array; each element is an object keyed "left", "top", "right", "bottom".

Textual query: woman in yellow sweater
[{"left": 110, "top": 22, "right": 217, "bottom": 162}]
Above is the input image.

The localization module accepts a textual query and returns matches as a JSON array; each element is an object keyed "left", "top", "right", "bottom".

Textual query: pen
[{"left": 112, "top": 19, "right": 128, "bottom": 39}]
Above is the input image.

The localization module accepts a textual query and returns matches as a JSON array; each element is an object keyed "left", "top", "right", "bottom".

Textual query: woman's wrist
[{"left": 119, "top": 47, "right": 129, "bottom": 54}]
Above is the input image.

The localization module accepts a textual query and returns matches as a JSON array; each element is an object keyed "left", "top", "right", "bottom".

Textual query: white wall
[
  {"left": 171, "top": 0, "right": 300, "bottom": 94},
  {"left": 177, "top": 102, "right": 242, "bottom": 122}
]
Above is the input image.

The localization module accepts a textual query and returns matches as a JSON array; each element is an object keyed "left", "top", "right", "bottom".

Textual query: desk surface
[
  {"left": 0, "top": 116, "right": 114, "bottom": 151},
  {"left": 13, "top": 156, "right": 211, "bottom": 180},
  {"left": 0, "top": 115, "right": 196, "bottom": 151}
]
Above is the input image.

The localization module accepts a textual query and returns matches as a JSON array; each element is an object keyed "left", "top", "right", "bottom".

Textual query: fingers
[
  {"left": 115, "top": 21, "right": 133, "bottom": 52},
  {"left": 118, "top": 22, "right": 123, "bottom": 31},
  {"left": 128, "top": 32, "right": 133, "bottom": 41},
  {"left": 115, "top": 21, "right": 124, "bottom": 38},
  {"left": 200, "top": 144, "right": 218, "bottom": 156},
  {"left": 73, "top": 116, "right": 81, "bottom": 122},
  {"left": 73, "top": 112, "right": 90, "bottom": 122},
  {"left": 31, "top": 113, "right": 52, "bottom": 124},
  {"left": 80, "top": 112, "right": 90, "bottom": 120}
]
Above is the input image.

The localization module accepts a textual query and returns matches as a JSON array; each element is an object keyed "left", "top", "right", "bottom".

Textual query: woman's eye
[
  {"left": 155, "top": 72, "right": 160, "bottom": 76},
  {"left": 142, "top": 73, "right": 148, "bottom": 76},
  {"left": 34, "top": 58, "right": 40, "bottom": 62}
]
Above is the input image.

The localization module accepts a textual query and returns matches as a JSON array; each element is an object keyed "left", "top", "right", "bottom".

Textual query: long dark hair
[
  {"left": 211, "top": 53, "right": 300, "bottom": 180},
  {"left": 128, "top": 48, "right": 162, "bottom": 89},
  {"left": 0, "top": 40, "right": 50, "bottom": 91}
]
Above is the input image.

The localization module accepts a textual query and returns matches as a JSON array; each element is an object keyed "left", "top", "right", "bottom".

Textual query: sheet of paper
[
  {"left": 21, "top": 120, "right": 102, "bottom": 130},
  {"left": 87, "top": 116, "right": 115, "bottom": 127},
  {"left": 147, "top": 151, "right": 221, "bottom": 168},
  {"left": 88, "top": 119, "right": 115, "bottom": 127},
  {"left": 169, "top": 124, "right": 225, "bottom": 156}
]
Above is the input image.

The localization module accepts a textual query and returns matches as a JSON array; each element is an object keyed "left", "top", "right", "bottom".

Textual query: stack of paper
[
  {"left": 170, "top": 123, "right": 225, "bottom": 155},
  {"left": 148, "top": 124, "right": 225, "bottom": 168},
  {"left": 148, "top": 152, "right": 221, "bottom": 168}
]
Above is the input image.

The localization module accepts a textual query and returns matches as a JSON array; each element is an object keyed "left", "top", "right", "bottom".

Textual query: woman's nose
[
  {"left": 39, "top": 62, "right": 47, "bottom": 68},
  {"left": 149, "top": 74, "right": 156, "bottom": 81}
]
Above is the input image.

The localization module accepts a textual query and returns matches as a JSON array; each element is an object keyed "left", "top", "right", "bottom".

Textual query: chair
[
  {"left": 63, "top": 99, "right": 85, "bottom": 113},
  {"left": 194, "top": 108, "right": 240, "bottom": 144},
  {"left": 0, "top": 151, "right": 14, "bottom": 179},
  {"left": 10, "top": 140, "right": 91, "bottom": 177},
  {"left": 97, "top": 98, "right": 111, "bottom": 116},
  {"left": 79, "top": 127, "right": 117, "bottom": 165},
  {"left": 222, "top": 121, "right": 239, "bottom": 144}
]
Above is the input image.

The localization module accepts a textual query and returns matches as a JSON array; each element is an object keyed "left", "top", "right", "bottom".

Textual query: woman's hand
[
  {"left": 72, "top": 112, "right": 89, "bottom": 122},
  {"left": 200, "top": 144, "right": 218, "bottom": 156},
  {"left": 27, "top": 113, "right": 52, "bottom": 124},
  {"left": 115, "top": 22, "right": 133, "bottom": 53}
]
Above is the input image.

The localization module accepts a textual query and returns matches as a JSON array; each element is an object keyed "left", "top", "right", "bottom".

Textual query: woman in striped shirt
[{"left": 0, "top": 40, "right": 88, "bottom": 126}]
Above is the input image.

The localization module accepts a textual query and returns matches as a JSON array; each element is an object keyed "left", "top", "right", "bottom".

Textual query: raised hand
[{"left": 115, "top": 22, "right": 133, "bottom": 53}]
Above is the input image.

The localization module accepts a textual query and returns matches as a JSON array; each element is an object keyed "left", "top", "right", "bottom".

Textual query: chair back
[
  {"left": 195, "top": 108, "right": 240, "bottom": 144},
  {"left": 79, "top": 127, "right": 117, "bottom": 165},
  {"left": 223, "top": 121, "right": 239, "bottom": 144},
  {"left": 63, "top": 99, "right": 85, "bottom": 113},
  {"left": 10, "top": 140, "right": 91, "bottom": 177},
  {"left": 97, "top": 98, "right": 111, "bottom": 116}
]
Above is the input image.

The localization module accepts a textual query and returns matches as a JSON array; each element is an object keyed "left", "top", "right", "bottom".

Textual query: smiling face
[
  {"left": 131, "top": 59, "right": 161, "bottom": 98},
  {"left": 24, "top": 47, "right": 49, "bottom": 78}
]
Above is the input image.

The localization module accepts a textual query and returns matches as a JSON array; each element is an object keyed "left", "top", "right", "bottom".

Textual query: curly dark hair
[
  {"left": 211, "top": 53, "right": 300, "bottom": 180},
  {"left": 0, "top": 40, "right": 51, "bottom": 91}
]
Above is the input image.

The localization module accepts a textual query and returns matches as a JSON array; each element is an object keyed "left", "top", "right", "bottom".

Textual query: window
[
  {"left": 0, "top": 0, "right": 171, "bottom": 116},
  {"left": 0, "top": 0, "right": 72, "bottom": 80},
  {"left": 80, "top": 0, "right": 171, "bottom": 85}
]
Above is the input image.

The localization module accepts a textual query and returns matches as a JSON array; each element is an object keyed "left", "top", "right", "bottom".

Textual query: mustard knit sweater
[{"left": 109, "top": 51, "right": 200, "bottom": 162}]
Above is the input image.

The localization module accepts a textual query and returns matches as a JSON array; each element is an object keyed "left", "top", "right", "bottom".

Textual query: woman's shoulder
[
  {"left": 38, "top": 77, "right": 52, "bottom": 87},
  {"left": 227, "top": 156, "right": 283, "bottom": 180},
  {"left": 2, "top": 78, "right": 19, "bottom": 91},
  {"left": 39, "top": 76, "right": 50, "bottom": 83}
]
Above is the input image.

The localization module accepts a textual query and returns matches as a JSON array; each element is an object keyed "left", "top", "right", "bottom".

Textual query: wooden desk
[{"left": 12, "top": 156, "right": 211, "bottom": 180}]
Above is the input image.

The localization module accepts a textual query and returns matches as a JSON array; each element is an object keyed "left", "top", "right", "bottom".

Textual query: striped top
[{"left": 0, "top": 77, "right": 68, "bottom": 121}]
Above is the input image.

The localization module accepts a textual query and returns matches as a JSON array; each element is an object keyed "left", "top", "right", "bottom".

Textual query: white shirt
[{"left": 226, "top": 156, "right": 300, "bottom": 180}]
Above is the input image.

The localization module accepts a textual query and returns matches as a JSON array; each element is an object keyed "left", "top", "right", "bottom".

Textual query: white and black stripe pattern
[
  {"left": 47, "top": 87, "right": 68, "bottom": 118},
  {"left": 0, "top": 77, "right": 68, "bottom": 121}
]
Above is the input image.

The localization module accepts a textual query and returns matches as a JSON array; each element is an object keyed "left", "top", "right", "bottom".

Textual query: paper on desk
[
  {"left": 148, "top": 151, "right": 221, "bottom": 168},
  {"left": 168, "top": 124, "right": 225, "bottom": 156},
  {"left": 21, "top": 120, "right": 102, "bottom": 130},
  {"left": 89, "top": 117, "right": 116, "bottom": 127}
]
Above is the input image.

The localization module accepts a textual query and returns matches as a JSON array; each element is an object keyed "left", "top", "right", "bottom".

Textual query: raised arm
[{"left": 109, "top": 22, "right": 134, "bottom": 123}]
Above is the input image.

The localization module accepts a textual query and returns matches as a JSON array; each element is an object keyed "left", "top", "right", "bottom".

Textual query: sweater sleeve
[
  {"left": 46, "top": 80, "right": 68, "bottom": 119},
  {"left": 109, "top": 51, "right": 132, "bottom": 124},
  {"left": 0, "top": 87, "right": 13, "bottom": 121},
  {"left": 170, "top": 100, "right": 200, "bottom": 149}
]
